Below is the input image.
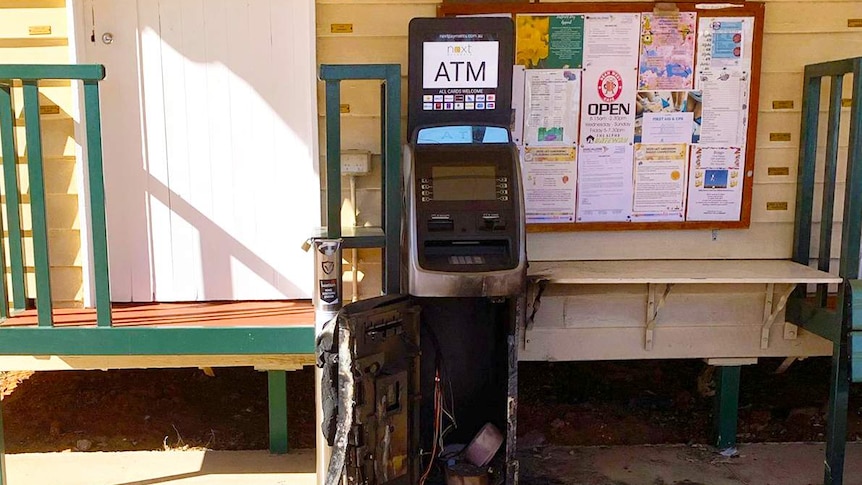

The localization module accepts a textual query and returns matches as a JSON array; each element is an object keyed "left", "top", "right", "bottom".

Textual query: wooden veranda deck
[
  {"left": 0, "top": 301, "right": 316, "bottom": 372},
  {"left": 0, "top": 300, "right": 315, "bottom": 328}
]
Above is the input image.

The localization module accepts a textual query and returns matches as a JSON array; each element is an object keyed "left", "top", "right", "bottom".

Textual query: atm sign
[{"left": 423, "top": 41, "right": 499, "bottom": 89}]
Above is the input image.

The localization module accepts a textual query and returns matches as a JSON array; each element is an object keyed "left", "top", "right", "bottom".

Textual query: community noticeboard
[{"left": 440, "top": 2, "right": 765, "bottom": 232}]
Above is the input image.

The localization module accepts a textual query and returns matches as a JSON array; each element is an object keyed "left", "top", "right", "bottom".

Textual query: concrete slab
[
  {"left": 4, "top": 443, "right": 862, "bottom": 485},
  {"left": 4, "top": 449, "right": 315, "bottom": 485},
  {"left": 518, "top": 442, "right": 862, "bottom": 485}
]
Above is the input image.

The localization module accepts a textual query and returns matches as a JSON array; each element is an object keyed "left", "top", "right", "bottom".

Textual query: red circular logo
[{"left": 597, "top": 70, "right": 623, "bottom": 103}]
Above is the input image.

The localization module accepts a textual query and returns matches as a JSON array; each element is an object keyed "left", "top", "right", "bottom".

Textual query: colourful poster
[
  {"left": 524, "top": 69, "right": 581, "bottom": 146},
  {"left": 696, "top": 17, "right": 754, "bottom": 74},
  {"left": 580, "top": 65, "right": 637, "bottom": 145},
  {"left": 638, "top": 12, "right": 696, "bottom": 90},
  {"left": 516, "top": 14, "right": 584, "bottom": 69},
  {"left": 686, "top": 146, "right": 744, "bottom": 221}
]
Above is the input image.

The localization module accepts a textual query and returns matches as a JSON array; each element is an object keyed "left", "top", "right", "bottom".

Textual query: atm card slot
[{"left": 427, "top": 219, "right": 455, "bottom": 232}]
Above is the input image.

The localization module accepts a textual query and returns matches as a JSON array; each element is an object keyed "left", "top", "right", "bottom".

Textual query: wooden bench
[
  {"left": 525, "top": 259, "right": 840, "bottom": 361},
  {"left": 524, "top": 258, "right": 842, "bottom": 452}
]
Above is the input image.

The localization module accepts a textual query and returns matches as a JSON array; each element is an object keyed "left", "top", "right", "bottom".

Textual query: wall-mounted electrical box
[{"left": 340, "top": 150, "right": 371, "bottom": 175}]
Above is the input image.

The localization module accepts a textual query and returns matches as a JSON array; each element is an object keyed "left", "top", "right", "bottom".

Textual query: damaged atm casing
[{"left": 319, "top": 17, "right": 525, "bottom": 485}]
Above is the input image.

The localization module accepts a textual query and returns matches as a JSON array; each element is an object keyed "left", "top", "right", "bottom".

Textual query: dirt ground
[{"left": 0, "top": 357, "right": 859, "bottom": 453}]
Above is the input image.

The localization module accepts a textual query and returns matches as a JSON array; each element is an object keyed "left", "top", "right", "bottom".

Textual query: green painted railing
[
  {"left": 0, "top": 64, "right": 112, "bottom": 327},
  {"left": 788, "top": 57, "right": 862, "bottom": 485},
  {"left": 319, "top": 64, "right": 402, "bottom": 294}
]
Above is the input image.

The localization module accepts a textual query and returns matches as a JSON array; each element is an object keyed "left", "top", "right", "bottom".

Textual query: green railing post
[
  {"left": 0, "top": 84, "right": 11, "bottom": 319},
  {"left": 319, "top": 64, "right": 402, "bottom": 293},
  {"left": 382, "top": 66, "right": 401, "bottom": 294},
  {"left": 0, "top": 83, "right": 27, "bottom": 313},
  {"left": 83, "top": 81, "right": 112, "bottom": 327},
  {"left": 324, "top": 80, "right": 342, "bottom": 239},
  {"left": 839, "top": 60, "right": 862, "bottom": 281},
  {"left": 792, "top": 56, "right": 862, "bottom": 485},
  {"left": 793, "top": 71, "right": 822, "bottom": 269},
  {"left": 817, "top": 75, "right": 844, "bottom": 306},
  {"left": 21, "top": 81, "right": 53, "bottom": 327},
  {"left": 824, "top": 280, "right": 852, "bottom": 485}
]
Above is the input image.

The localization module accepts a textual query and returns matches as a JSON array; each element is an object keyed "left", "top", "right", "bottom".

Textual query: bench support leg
[
  {"left": 712, "top": 365, "right": 740, "bottom": 451},
  {"left": 268, "top": 370, "right": 289, "bottom": 454}
]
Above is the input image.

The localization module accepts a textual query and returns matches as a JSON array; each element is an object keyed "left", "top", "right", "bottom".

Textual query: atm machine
[{"left": 317, "top": 17, "right": 525, "bottom": 485}]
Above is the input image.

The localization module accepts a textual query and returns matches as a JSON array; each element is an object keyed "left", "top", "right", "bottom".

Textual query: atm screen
[{"left": 432, "top": 165, "right": 496, "bottom": 201}]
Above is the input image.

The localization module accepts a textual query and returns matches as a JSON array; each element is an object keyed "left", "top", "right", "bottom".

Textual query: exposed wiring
[
  {"left": 423, "top": 324, "right": 458, "bottom": 432},
  {"left": 419, "top": 370, "right": 442, "bottom": 484},
  {"left": 418, "top": 324, "right": 459, "bottom": 484}
]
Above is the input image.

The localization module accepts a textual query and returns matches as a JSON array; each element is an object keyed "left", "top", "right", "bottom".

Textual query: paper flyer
[
  {"left": 580, "top": 65, "right": 637, "bottom": 145},
  {"left": 635, "top": 91, "right": 701, "bottom": 143},
  {"left": 516, "top": 14, "right": 585, "bottom": 69},
  {"left": 696, "top": 17, "right": 754, "bottom": 76},
  {"left": 511, "top": 65, "right": 526, "bottom": 145},
  {"left": 642, "top": 113, "right": 695, "bottom": 144},
  {"left": 524, "top": 69, "right": 581, "bottom": 146},
  {"left": 576, "top": 144, "right": 634, "bottom": 222},
  {"left": 632, "top": 143, "right": 687, "bottom": 221},
  {"left": 698, "top": 71, "right": 749, "bottom": 146},
  {"left": 522, "top": 147, "right": 578, "bottom": 223},
  {"left": 686, "top": 145, "right": 744, "bottom": 221},
  {"left": 638, "top": 12, "right": 696, "bottom": 90},
  {"left": 583, "top": 13, "right": 641, "bottom": 68}
]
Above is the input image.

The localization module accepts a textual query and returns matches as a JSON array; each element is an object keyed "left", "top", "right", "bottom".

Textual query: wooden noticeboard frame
[{"left": 438, "top": 2, "right": 765, "bottom": 233}]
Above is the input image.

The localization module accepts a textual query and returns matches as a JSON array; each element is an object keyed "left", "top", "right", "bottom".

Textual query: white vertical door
[
  {"left": 84, "top": 0, "right": 319, "bottom": 301},
  {"left": 85, "top": 0, "right": 152, "bottom": 302}
]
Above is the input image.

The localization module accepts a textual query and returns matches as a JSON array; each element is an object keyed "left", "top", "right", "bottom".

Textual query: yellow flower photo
[{"left": 516, "top": 15, "right": 550, "bottom": 68}]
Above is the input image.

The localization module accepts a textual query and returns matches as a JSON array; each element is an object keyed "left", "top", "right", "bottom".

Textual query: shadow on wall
[
  {"left": 87, "top": 0, "right": 319, "bottom": 302},
  {"left": 144, "top": 173, "right": 303, "bottom": 300}
]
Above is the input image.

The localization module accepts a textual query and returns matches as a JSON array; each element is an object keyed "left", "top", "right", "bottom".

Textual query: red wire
[{"left": 419, "top": 369, "right": 443, "bottom": 484}]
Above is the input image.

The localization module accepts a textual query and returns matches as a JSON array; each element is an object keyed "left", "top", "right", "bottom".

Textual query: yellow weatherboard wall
[
  {"left": 316, "top": 0, "right": 862, "bottom": 283},
  {"left": 0, "top": 0, "right": 83, "bottom": 308}
]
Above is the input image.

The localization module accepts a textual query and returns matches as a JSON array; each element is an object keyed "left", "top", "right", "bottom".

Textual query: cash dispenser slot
[{"left": 422, "top": 239, "right": 511, "bottom": 270}]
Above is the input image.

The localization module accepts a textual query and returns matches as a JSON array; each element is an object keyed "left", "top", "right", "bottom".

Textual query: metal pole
[{"left": 313, "top": 239, "right": 342, "bottom": 485}]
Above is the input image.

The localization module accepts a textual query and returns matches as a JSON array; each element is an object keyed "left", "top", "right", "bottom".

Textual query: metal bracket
[
  {"left": 645, "top": 283, "right": 673, "bottom": 350},
  {"left": 760, "top": 283, "right": 796, "bottom": 349},
  {"left": 526, "top": 279, "right": 548, "bottom": 332}
]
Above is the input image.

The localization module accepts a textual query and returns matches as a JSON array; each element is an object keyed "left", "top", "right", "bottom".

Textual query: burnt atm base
[{"left": 329, "top": 294, "right": 519, "bottom": 485}]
